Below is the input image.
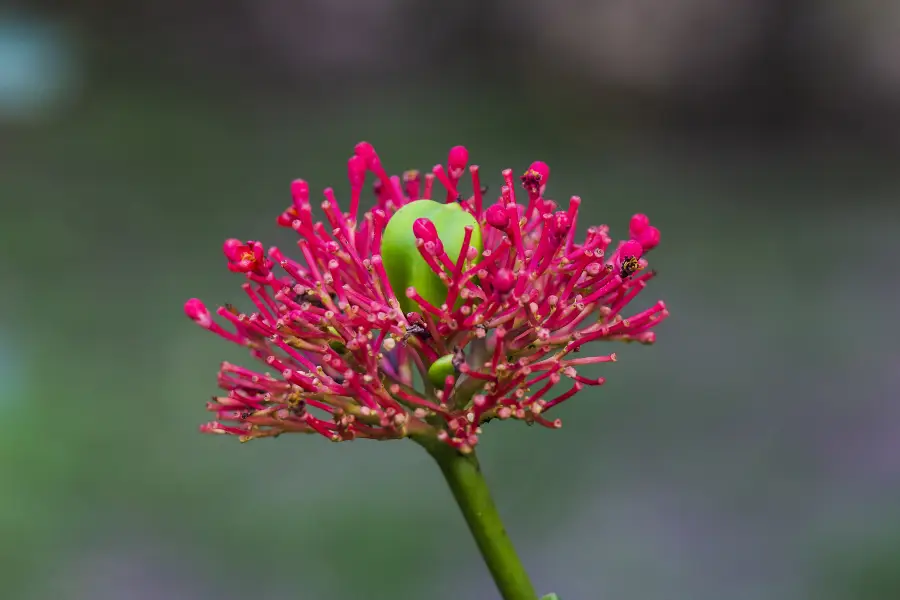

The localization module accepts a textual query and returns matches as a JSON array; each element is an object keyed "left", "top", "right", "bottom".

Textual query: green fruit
[
  {"left": 382, "top": 199, "right": 483, "bottom": 314},
  {"left": 428, "top": 353, "right": 457, "bottom": 388}
]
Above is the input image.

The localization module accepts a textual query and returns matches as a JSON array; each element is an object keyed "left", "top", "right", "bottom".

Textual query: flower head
[{"left": 186, "top": 143, "right": 668, "bottom": 452}]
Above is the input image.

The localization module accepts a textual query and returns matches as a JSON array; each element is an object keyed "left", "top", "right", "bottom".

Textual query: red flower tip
[
  {"left": 548, "top": 211, "right": 571, "bottom": 240},
  {"left": 492, "top": 268, "right": 515, "bottom": 293},
  {"left": 629, "top": 213, "right": 650, "bottom": 237},
  {"left": 448, "top": 145, "right": 469, "bottom": 175},
  {"left": 413, "top": 217, "right": 443, "bottom": 254},
  {"left": 354, "top": 141, "right": 382, "bottom": 171},
  {"left": 524, "top": 161, "right": 550, "bottom": 193},
  {"left": 530, "top": 160, "right": 550, "bottom": 179},
  {"left": 485, "top": 203, "right": 509, "bottom": 230},
  {"left": 276, "top": 210, "right": 295, "bottom": 227},
  {"left": 222, "top": 238, "right": 244, "bottom": 260},
  {"left": 618, "top": 239, "right": 644, "bottom": 259},
  {"left": 520, "top": 169, "right": 542, "bottom": 196},
  {"left": 347, "top": 155, "right": 367, "bottom": 189},
  {"left": 615, "top": 239, "right": 645, "bottom": 277},
  {"left": 635, "top": 226, "right": 660, "bottom": 251},
  {"left": 520, "top": 162, "right": 550, "bottom": 212},
  {"left": 290, "top": 179, "right": 309, "bottom": 208},
  {"left": 402, "top": 170, "right": 421, "bottom": 201},
  {"left": 354, "top": 141, "right": 376, "bottom": 161},
  {"left": 223, "top": 240, "right": 269, "bottom": 275},
  {"left": 628, "top": 213, "right": 660, "bottom": 251},
  {"left": 184, "top": 298, "right": 212, "bottom": 327}
]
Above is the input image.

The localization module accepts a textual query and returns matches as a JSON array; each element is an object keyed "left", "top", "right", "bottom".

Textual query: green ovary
[
  {"left": 427, "top": 354, "right": 457, "bottom": 387},
  {"left": 381, "top": 199, "right": 483, "bottom": 315}
]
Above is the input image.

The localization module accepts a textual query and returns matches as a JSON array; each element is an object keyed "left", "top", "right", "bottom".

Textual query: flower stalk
[{"left": 415, "top": 435, "right": 538, "bottom": 600}]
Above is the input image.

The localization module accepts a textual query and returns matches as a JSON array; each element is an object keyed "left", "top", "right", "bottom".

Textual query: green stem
[{"left": 416, "top": 437, "right": 538, "bottom": 600}]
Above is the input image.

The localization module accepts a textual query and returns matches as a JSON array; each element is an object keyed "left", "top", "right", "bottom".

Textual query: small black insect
[
  {"left": 403, "top": 323, "right": 432, "bottom": 342},
  {"left": 451, "top": 346, "right": 466, "bottom": 372},
  {"left": 620, "top": 256, "right": 641, "bottom": 279},
  {"left": 303, "top": 294, "right": 326, "bottom": 309},
  {"left": 296, "top": 290, "right": 338, "bottom": 309}
]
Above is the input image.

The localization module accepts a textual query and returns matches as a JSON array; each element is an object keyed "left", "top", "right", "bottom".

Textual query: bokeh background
[{"left": 2, "top": 2, "right": 899, "bottom": 599}]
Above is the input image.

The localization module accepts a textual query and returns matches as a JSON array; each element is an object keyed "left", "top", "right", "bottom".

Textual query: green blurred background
[{"left": 2, "top": 3, "right": 899, "bottom": 599}]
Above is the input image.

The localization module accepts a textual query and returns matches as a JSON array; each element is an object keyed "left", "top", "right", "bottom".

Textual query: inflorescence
[{"left": 185, "top": 143, "right": 667, "bottom": 453}]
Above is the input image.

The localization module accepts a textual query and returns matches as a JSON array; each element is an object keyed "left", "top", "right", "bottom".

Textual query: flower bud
[
  {"left": 485, "top": 203, "right": 509, "bottom": 230},
  {"left": 448, "top": 145, "right": 469, "bottom": 176},
  {"left": 636, "top": 226, "right": 660, "bottom": 251},
  {"left": 347, "top": 155, "right": 367, "bottom": 190},
  {"left": 184, "top": 298, "right": 212, "bottom": 327},
  {"left": 629, "top": 213, "right": 650, "bottom": 237},
  {"left": 493, "top": 268, "right": 515, "bottom": 293}
]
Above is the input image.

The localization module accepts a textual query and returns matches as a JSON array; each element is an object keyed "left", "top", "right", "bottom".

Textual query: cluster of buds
[{"left": 185, "top": 142, "right": 668, "bottom": 452}]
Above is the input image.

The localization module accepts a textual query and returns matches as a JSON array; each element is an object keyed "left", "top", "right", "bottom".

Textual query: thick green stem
[{"left": 416, "top": 438, "right": 537, "bottom": 600}]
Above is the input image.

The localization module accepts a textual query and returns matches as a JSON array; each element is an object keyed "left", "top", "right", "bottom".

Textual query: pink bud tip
[
  {"left": 355, "top": 142, "right": 380, "bottom": 170},
  {"left": 549, "top": 211, "right": 571, "bottom": 238},
  {"left": 615, "top": 240, "right": 645, "bottom": 276},
  {"left": 354, "top": 141, "right": 375, "bottom": 161},
  {"left": 223, "top": 238, "right": 244, "bottom": 260},
  {"left": 485, "top": 204, "right": 509, "bottom": 230},
  {"left": 448, "top": 146, "right": 469, "bottom": 171},
  {"left": 290, "top": 179, "right": 309, "bottom": 204},
  {"left": 528, "top": 161, "right": 550, "bottom": 185},
  {"left": 636, "top": 226, "right": 660, "bottom": 251},
  {"left": 618, "top": 239, "right": 644, "bottom": 260},
  {"left": 347, "top": 155, "right": 367, "bottom": 188},
  {"left": 412, "top": 218, "right": 443, "bottom": 253},
  {"left": 184, "top": 298, "right": 212, "bottom": 327},
  {"left": 493, "top": 268, "right": 515, "bottom": 293},
  {"left": 412, "top": 217, "right": 438, "bottom": 241},
  {"left": 629, "top": 213, "right": 650, "bottom": 237}
]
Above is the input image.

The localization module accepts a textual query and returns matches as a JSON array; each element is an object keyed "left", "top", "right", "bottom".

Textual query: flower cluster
[{"left": 185, "top": 143, "right": 667, "bottom": 452}]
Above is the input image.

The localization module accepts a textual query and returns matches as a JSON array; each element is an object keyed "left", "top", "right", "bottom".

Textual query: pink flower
[{"left": 185, "top": 143, "right": 668, "bottom": 452}]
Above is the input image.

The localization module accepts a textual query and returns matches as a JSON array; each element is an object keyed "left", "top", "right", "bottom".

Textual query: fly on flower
[{"left": 184, "top": 143, "right": 667, "bottom": 453}]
